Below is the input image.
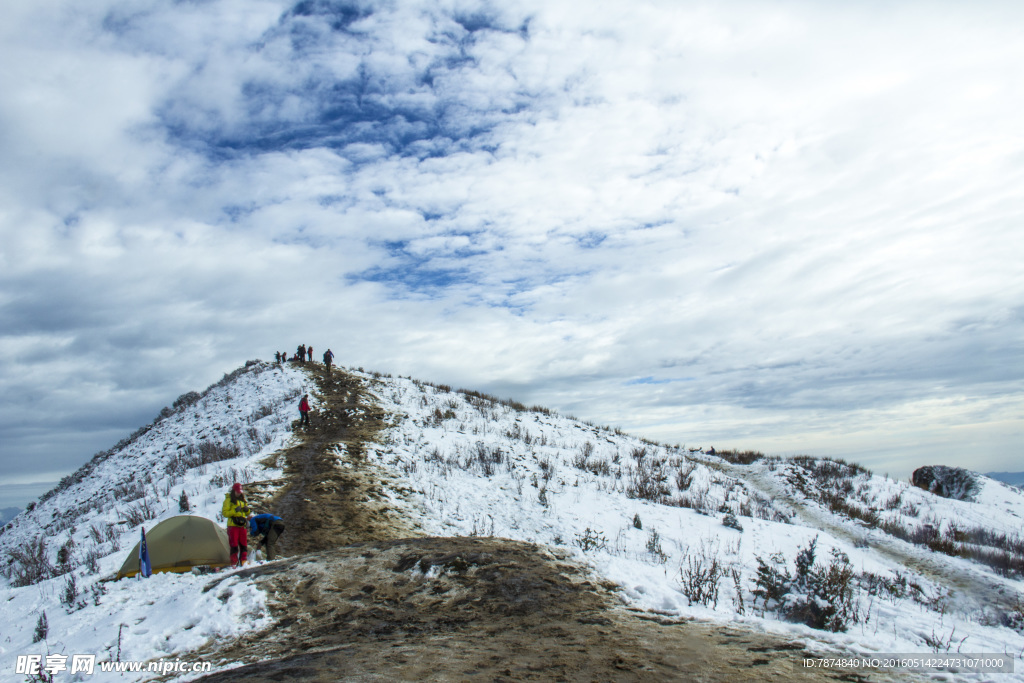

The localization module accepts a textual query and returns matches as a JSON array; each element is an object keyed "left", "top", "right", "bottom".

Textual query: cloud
[{"left": 0, "top": 0, "right": 1022, "bottom": 502}]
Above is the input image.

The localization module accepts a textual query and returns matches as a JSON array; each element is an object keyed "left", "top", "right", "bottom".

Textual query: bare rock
[{"left": 911, "top": 465, "right": 979, "bottom": 501}]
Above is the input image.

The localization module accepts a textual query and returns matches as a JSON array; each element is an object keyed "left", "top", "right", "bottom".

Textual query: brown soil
[
  {"left": 189, "top": 366, "right": 917, "bottom": 682},
  {"left": 256, "top": 367, "right": 420, "bottom": 553}
]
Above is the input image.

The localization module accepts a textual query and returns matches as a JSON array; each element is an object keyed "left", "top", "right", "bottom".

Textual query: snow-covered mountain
[
  {"left": 0, "top": 361, "right": 310, "bottom": 676},
  {"left": 2, "top": 362, "right": 1023, "bottom": 680}
]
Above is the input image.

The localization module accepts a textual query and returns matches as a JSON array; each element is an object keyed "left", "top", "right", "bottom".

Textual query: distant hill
[
  {"left": 0, "top": 507, "right": 20, "bottom": 526},
  {"left": 986, "top": 471, "right": 1024, "bottom": 487}
]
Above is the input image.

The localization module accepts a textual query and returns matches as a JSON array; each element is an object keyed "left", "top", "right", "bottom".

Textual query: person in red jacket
[{"left": 299, "top": 394, "right": 310, "bottom": 427}]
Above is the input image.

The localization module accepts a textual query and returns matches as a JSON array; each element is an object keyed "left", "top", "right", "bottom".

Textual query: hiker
[
  {"left": 299, "top": 394, "right": 310, "bottom": 427},
  {"left": 222, "top": 483, "right": 251, "bottom": 567},
  {"left": 323, "top": 349, "right": 334, "bottom": 374},
  {"left": 274, "top": 351, "right": 281, "bottom": 363},
  {"left": 249, "top": 514, "right": 285, "bottom": 561},
  {"left": 307, "top": 345, "right": 313, "bottom": 362},
  {"left": 298, "top": 344, "right": 306, "bottom": 364}
]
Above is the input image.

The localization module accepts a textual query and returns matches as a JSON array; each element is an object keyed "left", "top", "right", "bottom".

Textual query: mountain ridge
[{"left": 2, "top": 360, "right": 1022, "bottom": 680}]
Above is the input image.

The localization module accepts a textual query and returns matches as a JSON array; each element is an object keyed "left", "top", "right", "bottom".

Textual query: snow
[
  {"left": 362, "top": 374, "right": 1024, "bottom": 678},
  {"left": 2, "top": 363, "right": 1023, "bottom": 681},
  {"left": 0, "top": 361, "right": 309, "bottom": 681}
]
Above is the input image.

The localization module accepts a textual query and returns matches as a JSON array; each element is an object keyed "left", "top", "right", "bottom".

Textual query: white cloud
[{"left": 0, "top": 0, "right": 1022, "bottom": 497}]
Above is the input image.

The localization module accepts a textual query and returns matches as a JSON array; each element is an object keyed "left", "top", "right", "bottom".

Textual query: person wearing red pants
[{"left": 222, "top": 483, "right": 251, "bottom": 567}]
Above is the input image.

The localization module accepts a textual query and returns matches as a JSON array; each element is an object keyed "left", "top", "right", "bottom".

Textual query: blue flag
[{"left": 139, "top": 527, "right": 152, "bottom": 578}]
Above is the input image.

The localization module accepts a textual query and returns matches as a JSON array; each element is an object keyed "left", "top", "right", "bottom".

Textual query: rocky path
[{"left": 188, "top": 367, "right": 916, "bottom": 682}]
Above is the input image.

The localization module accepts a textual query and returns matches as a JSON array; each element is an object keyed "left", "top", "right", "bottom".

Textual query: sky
[{"left": 1, "top": 0, "right": 1021, "bottom": 508}]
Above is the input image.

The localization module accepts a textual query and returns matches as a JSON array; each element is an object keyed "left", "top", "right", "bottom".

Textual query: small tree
[
  {"left": 178, "top": 489, "right": 191, "bottom": 513},
  {"left": 61, "top": 573, "right": 79, "bottom": 610},
  {"left": 574, "top": 527, "right": 608, "bottom": 553},
  {"left": 33, "top": 611, "right": 48, "bottom": 643},
  {"left": 57, "top": 540, "right": 74, "bottom": 576},
  {"left": 752, "top": 540, "right": 860, "bottom": 632},
  {"left": 752, "top": 554, "right": 791, "bottom": 611}
]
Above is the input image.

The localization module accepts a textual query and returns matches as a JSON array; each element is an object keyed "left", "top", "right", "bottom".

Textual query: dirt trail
[
  {"left": 187, "top": 366, "right": 918, "bottom": 682},
  {"left": 261, "top": 366, "right": 419, "bottom": 553},
  {"left": 727, "top": 463, "right": 1019, "bottom": 616},
  {"left": 199, "top": 537, "right": 911, "bottom": 682}
]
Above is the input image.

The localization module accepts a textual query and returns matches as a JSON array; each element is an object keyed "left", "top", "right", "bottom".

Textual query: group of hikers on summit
[{"left": 274, "top": 344, "right": 334, "bottom": 373}]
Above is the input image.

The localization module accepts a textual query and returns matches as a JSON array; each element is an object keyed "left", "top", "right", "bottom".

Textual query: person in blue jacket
[{"left": 249, "top": 514, "right": 285, "bottom": 561}]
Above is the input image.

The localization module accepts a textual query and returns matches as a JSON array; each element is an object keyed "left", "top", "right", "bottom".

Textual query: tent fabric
[{"left": 116, "top": 515, "right": 230, "bottom": 579}]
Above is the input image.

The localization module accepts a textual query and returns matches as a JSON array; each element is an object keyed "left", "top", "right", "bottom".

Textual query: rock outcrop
[{"left": 911, "top": 465, "right": 979, "bottom": 501}]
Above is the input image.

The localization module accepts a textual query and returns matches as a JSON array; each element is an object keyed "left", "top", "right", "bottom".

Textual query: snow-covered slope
[
  {"left": 3, "top": 364, "right": 1023, "bottom": 680},
  {"left": 361, "top": 374, "right": 1024, "bottom": 673},
  {"left": 0, "top": 361, "right": 311, "bottom": 677}
]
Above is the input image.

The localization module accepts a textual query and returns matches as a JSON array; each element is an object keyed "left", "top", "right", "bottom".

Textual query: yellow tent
[{"left": 116, "top": 515, "right": 230, "bottom": 579}]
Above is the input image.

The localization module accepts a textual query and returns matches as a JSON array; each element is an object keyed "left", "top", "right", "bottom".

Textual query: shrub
[
  {"left": 680, "top": 553, "right": 724, "bottom": 608},
  {"left": 722, "top": 514, "right": 743, "bottom": 531},
  {"left": 178, "top": 490, "right": 191, "bottom": 513},
  {"left": 173, "top": 391, "right": 201, "bottom": 410},
  {"left": 61, "top": 573, "right": 79, "bottom": 610},
  {"left": 752, "top": 554, "right": 791, "bottom": 609},
  {"left": 33, "top": 612, "right": 48, "bottom": 643},
  {"left": 5, "top": 537, "right": 55, "bottom": 587},
  {"left": 860, "top": 571, "right": 908, "bottom": 602},
  {"left": 574, "top": 527, "right": 608, "bottom": 553},
  {"left": 911, "top": 466, "right": 978, "bottom": 501},
  {"left": 123, "top": 499, "right": 157, "bottom": 526},
  {"left": 646, "top": 528, "right": 667, "bottom": 563},
  {"left": 731, "top": 568, "right": 746, "bottom": 615},
  {"left": 675, "top": 462, "right": 695, "bottom": 491},
  {"left": 56, "top": 540, "right": 74, "bottom": 575},
  {"left": 626, "top": 460, "right": 669, "bottom": 502},
  {"left": 716, "top": 450, "right": 764, "bottom": 465},
  {"left": 753, "top": 539, "right": 859, "bottom": 632},
  {"left": 786, "top": 546, "right": 858, "bottom": 632},
  {"left": 84, "top": 547, "right": 103, "bottom": 575}
]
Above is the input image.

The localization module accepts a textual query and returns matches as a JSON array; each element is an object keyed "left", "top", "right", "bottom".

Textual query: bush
[
  {"left": 722, "top": 514, "right": 743, "bottom": 531},
  {"left": 173, "top": 391, "right": 201, "bottom": 410},
  {"left": 680, "top": 553, "right": 724, "bottom": 608},
  {"left": 33, "top": 611, "right": 48, "bottom": 643},
  {"left": 646, "top": 528, "right": 667, "bottom": 563},
  {"left": 626, "top": 460, "right": 670, "bottom": 502},
  {"left": 574, "top": 527, "right": 608, "bottom": 553},
  {"left": 753, "top": 539, "right": 859, "bottom": 632},
  {"left": 123, "top": 499, "right": 157, "bottom": 526},
  {"left": 61, "top": 573, "right": 80, "bottom": 610},
  {"left": 675, "top": 462, "right": 695, "bottom": 491},
  {"left": 785, "top": 546, "right": 858, "bottom": 632},
  {"left": 5, "top": 537, "right": 55, "bottom": 587},
  {"left": 752, "top": 553, "right": 791, "bottom": 609},
  {"left": 716, "top": 450, "right": 764, "bottom": 465}
]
